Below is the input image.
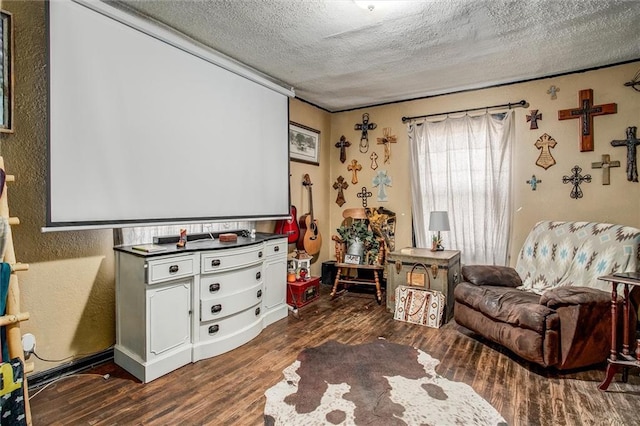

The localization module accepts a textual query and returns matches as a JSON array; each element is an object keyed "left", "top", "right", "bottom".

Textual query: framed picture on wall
[
  {"left": 0, "top": 10, "right": 13, "bottom": 133},
  {"left": 289, "top": 122, "right": 320, "bottom": 165}
]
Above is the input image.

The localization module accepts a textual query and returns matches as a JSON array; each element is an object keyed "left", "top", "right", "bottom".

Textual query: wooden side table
[
  {"left": 597, "top": 274, "right": 640, "bottom": 391},
  {"left": 330, "top": 263, "right": 384, "bottom": 304}
]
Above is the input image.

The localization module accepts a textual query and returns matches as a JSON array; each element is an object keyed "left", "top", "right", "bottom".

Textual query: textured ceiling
[{"left": 110, "top": 0, "right": 640, "bottom": 112}]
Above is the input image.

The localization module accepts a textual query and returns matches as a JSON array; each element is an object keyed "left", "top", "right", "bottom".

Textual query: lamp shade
[{"left": 428, "top": 211, "right": 450, "bottom": 231}]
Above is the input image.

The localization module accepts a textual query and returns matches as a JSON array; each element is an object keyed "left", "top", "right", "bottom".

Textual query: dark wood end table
[{"left": 597, "top": 274, "right": 640, "bottom": 391}]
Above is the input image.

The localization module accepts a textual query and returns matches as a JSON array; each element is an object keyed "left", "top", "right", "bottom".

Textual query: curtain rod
[{"left": 401, "top": 99, "right": 528, "bottom": 123}]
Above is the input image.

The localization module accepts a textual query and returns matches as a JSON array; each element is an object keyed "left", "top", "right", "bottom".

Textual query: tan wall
[
  {"left": 1, "top": 1, "right": 115, "bottom": 373},
  {"left": 3, "top": 1, "right": 639, "bottom": 376}
]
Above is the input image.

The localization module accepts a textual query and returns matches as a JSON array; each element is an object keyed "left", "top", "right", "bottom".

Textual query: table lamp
[{"left": 428, "top": 211, "right": 450, "bottom": 251}]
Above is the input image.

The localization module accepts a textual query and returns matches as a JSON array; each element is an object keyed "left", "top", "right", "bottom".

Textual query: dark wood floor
[{"left": 30, "top": 284, "right": 640, "bottom": 425}]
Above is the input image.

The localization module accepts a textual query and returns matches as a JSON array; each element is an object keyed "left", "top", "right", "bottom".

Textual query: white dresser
[{"left": 114, "top": 234, "right": 288, "bottom": 383}]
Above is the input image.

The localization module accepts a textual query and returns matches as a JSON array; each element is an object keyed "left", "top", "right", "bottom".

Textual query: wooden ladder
[{"left": 0, "top": 156, "right": 32, "bottom": 425}]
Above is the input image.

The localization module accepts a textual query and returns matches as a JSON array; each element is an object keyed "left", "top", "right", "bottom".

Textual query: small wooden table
[
  {"left": 331, "top": 263, "right": 384, "bottom": 304},
  {"left": 597, "top": 274, "right": 640, "bottom": 391}
]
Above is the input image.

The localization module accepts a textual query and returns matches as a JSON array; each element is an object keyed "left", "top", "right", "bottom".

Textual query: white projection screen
[{"left": 47, "top": 0, "right": 292, "bottom": 230}]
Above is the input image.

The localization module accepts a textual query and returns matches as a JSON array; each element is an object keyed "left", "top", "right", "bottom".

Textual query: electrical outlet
[{"left": 22, "top": 333, "right": 36, "bottom": 359}]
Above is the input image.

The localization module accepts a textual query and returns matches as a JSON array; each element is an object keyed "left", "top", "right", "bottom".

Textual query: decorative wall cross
[
  {"left": 591, "top": 154, "right": 620, "bottom": 185},
  {"left": 547, "top": 85, "right": 560, "bottom": 100},
  {"left": 372, "top": 170, "right": 392, "bottom": 202},
  {"left": 558, "top": 89, "right": 617, "bottom": 152},
  {"left": 534, "top": 133, "right": 557, "bottom": 169},
  {"left": 334, "top": 135, "right": 351, "bottom": 164},
  {"left": 526, "top": 175, "right": 542, "bottom": 191},
  {"left": 610, "top": 126, "right": 640, "bottom": 182},
  {"left": 370, "top": 152, "right": 379, "bottom": 170},
  {"left": 526, "top": 110, "right": 542, "bottom": 130},
  {"left": 376, "top": 127, "right": 397, "bottom": 164},
  {"left": 332, "top": 175, "right": 349, "bottom": 206},
  {"left": 357, "top": 186, "right": 373, "bottom": 208},
  {"left": 562, "top": 165, "right": 591, "bottom": 199},
  {"left": 354, "top": 113, "right": 377, "bottom": 153},
  {"left": 347, "top": 159, "right": 362, "bottom": 184}
]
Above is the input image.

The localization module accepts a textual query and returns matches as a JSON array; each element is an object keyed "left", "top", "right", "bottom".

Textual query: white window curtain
[
  {"left": 407, "top": 110, "right": 514, "bottom": 265},
  {"left": 116, "top": 221, "right": 255, "bottom": 246}
]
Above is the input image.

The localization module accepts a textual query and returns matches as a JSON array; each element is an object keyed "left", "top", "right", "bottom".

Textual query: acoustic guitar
[
  {"left": 297, "top": 174, "right": 322, "bottom": 255},
  {"left": 274, "top": 174, "right": 300, "bottom": 243}
]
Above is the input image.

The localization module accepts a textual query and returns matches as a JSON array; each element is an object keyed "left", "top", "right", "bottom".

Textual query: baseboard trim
[{"left": 27, "top": 348, "right": 114, "bottom": 389}]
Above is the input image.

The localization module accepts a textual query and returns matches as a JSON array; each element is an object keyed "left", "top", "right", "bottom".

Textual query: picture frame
[
  {"left": 289, "top": 122, "right": 320, "bottom": 165},
  {"left": 344, "top": 254, "right": 361, "bottom": 265},
  {"left": 0, "top": 10, "right": 13, "bottom": 133}
]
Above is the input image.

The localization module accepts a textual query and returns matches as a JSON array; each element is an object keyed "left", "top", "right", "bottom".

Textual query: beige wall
[
  {"left": 3, "top": 1, "right": 639, "bottom": 375},
  {"left": 2, "top": 1, "right": 115, "bottom": 373}
]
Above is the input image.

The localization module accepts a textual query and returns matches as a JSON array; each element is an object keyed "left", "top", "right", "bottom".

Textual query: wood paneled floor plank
[{"left": 29, "top": 285, "right": 640, "bottom": 425}]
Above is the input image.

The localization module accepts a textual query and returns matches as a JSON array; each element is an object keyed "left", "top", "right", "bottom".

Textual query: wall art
[{"left": 289, "top": 122, "right": 320, "bottom": 165}]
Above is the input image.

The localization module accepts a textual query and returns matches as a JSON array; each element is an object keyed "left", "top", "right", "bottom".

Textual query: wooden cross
[
  {"left": 376, "top": 127, "right": 397, "bottom": 164},
  {"left": 562, "top": 165, "right": 591, "bottom": 199},
  {"left": 332, "top": 175, "right": 349, "bottom": 207},
  {"left": 370, "top": 152, "right": 379, "bottom": 170},
  {"left": 347, "top": 159, "right": 362, "bottom": 184},
  {"left": 372, "top": 170, "right": 392, "bottom": 201},
  {"left": 611, "top": 126, "right": 640, "bottom": 182},
  {"left": 334, "top": 135, "right": 351, "bottom": 164},
  {"left": 357, "top": 186, "right": 373, "bottom": 208},
  {"left": 534, "top": 133, "right": 557, "bottom": 170},
  {"left": 591, "top": 154, "right": 621, "bottom": 185},
  {"left": 526, "top": 175, "right": 542, "bottom": 191},
  {"left": 558, "top": 89, "right": 617, "bottom": 152},
  {"left": 547, "top": 85, "right": 559, "bottom": 100},
  {"left": 354, "top": 113, "right": 377, "bottom": 153},
  {"left": 526, "top": 110, "right": 542, "bottom": 130}
]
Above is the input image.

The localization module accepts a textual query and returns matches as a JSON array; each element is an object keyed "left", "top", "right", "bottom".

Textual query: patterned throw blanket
[{"left": 516, "top": 221, "right": 640, "bottom": 294}]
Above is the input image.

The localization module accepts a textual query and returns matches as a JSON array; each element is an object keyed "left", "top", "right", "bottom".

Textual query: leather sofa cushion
[
  {"left": 462, "top": 265, "right": 523, "bottom": 288},
  {"left": 454, "top": 282, "right": 556, "bottom": 333}
]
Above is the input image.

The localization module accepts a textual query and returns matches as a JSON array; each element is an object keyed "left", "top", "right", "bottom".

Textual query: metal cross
[
  {"left": 591, "top": 154, "right": 621, "bottom": 185},
  {"left": 372, "top": 170, "right": 392, "bottom": 201},
  {"left": 547, "top": 85, "right": 560, "bottom": 100},
  {"left": 354, "top": 113, "right": 377, "bottom": 153},
  {"left": 357, "top": 186, "right": 373, "bottom": 208},
  {"left": 332, "top": 175, "right": 349, "bottom": 207},
  {"left": 526, "top": 175, "right": 542, "bottom": 191},
  {"left": 558, "top": 89, "right": 617, "bottom": 152},
  {"left": 526, "top": 110, "right": 542, "bottom": 130},
  {"left": 334, "top": 135, "right": 351, "bottom": 164},
  {"left": 611, "top": 126, "right": 640, "bottom": 182},
  {"left": 562, "top": 165, "right": 591, "bottom": 199},
  {"left": 347, "top": 159, "right": 362, "bottom": 184},
  {"left": 370, "top": 152, "right": 379, "bottom": 170}
]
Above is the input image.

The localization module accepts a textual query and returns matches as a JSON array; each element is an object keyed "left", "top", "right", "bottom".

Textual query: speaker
[{"left": 321, "top": 261, "right": 337, "bottom": 285}]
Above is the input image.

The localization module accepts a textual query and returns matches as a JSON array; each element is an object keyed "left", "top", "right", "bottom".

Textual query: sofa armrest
[
  {"left": 539, "top": 286, "right": 611, "bottom": 308},
  {"left": 461, "top": 265, "right": 523, "bottom": 288}
]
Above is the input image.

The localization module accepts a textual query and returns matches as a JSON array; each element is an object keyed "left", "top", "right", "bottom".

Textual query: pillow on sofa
[{"left": 462, "top": 265, "right": 523, "bottom": 288}]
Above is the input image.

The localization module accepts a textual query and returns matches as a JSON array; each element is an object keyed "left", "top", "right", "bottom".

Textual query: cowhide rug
[{"left": 264, "top": 339, "right": 507, "bottom": 425}]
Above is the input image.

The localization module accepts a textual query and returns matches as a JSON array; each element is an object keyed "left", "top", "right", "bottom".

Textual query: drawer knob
[
  {"left": 258, "top": 251, "right": 263, "bottom": 258},
  {"left": 208, "top": 325, "right": 219, "bottom": 334},
  {"left": 273, "top": 246, "right": 280, "bottom": 252},
  {"left": 257, "top": 289, "right": 262, "bottom": 298},
  {"left": 211, "top": 259, "right": 221, "bottom": 267},
  {"left": 211, "top": 304, "right": 222, "bottom": 314},
  {"left": 169, "top": 265, "right": 179, "bottom": 274},
  {"left": 255, "top": 307, "right": 261, "bottom": 316},
  {"left": 256, "top": 271, "right": 261, "bottom": 280},
  {"left": 209, "top": 283, "right": 221, "bottom": 293}
]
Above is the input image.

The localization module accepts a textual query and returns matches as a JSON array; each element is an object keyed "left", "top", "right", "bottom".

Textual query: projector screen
[{"left": 47, "top": 0, "right": 293, "bottom": 230}]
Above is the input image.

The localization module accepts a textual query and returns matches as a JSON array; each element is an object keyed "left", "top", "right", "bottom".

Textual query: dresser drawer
[
  {"left": 146, "top": 255, "right": 196, "bottom": 285},
  {"left": 201, "top": 245, "right": 263, "bottom": 273},
  {"left": 200, "top": 263, "right": 263, "bottom": 299},
  {"left": 200, "top": 282, "right": 263, "bottom": 322},
  {"left": 199, "top": 303, "right": 263, "bottom": 341},
  {"left": 264, "top": 238, "right": 287, "bottom": 258}
]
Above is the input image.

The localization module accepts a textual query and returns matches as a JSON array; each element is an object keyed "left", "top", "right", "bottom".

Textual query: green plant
[{"left": 336, "top": 220, "right": 380, "bottom": 264}]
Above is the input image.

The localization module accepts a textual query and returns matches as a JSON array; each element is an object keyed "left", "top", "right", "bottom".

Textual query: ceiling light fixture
[{"left": 354, "top": 1, "right": 385, "bottom": 12}]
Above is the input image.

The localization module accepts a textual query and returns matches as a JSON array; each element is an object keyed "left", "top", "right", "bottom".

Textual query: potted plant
[{"left": 336, "top": 220, "right": 380, "bottom": 264}]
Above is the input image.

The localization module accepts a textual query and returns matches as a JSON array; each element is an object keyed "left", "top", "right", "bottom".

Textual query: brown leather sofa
[{"left": 453, "top": 221, "right": 640, "bottom": 370}]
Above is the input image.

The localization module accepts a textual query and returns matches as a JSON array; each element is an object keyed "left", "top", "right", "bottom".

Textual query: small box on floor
[{"left": 287, "top": 276, "right": 320, "bottom": 308}]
